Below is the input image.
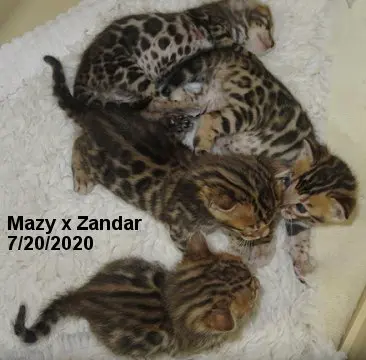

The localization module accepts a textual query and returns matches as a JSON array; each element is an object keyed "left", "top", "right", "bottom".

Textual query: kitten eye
[
  {"left": 295, "top": 203, "right": 307, "bottom": 214},
  {"left": 282, "top": 176, "right": 291, "bottom": 188},
  {"left": 255, "top": 20, "right": 263, "bottom": 27}
]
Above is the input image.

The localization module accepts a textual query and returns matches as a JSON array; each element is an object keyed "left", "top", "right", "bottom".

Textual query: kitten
[
  {"left": 149, "top": 45, "right": 357, "bottom": 275},
  {"left": 43, "top": 56, "right": 286, "bottom": 251},
  {"left": 13, "top": 233, "right": 260, "bottom": 357},
  {"left": 44, "top": 0, "right": 274, "bottom": 110}
]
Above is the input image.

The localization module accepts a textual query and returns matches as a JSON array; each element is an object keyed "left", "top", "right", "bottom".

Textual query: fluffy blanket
[{"left": 0, "top": 0, "right": 347, "bottom": 359}]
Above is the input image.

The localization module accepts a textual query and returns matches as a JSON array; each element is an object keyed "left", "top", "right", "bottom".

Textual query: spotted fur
[
  {"left": 151, "top": 45, "right": 357, "bottom": 274},
  {"left": 44, "top": 0, "right": 274, "bottom": 111},
  {"left": 44, "top": 56, "right": 284, "bottom": 250},
  {"left": 13, "top": 234, "right": 260, "bottom": 357}
]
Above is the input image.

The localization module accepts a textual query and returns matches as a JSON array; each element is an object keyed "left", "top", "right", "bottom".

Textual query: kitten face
[
  {"left": 197, "top": 156, "right": 282, "bottom": 242},
  {"left": 281, "top": 141, "right": 357, "bottom": 224},
  {"left": 174, "top": 233, "right": 259, "bottom": 334},
  {"left": 227, "top": 0, "right": 275, "bottom": 54}
]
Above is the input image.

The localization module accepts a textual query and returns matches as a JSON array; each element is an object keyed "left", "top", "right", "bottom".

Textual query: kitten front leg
[
  {"left": 285, "top": 220, "right": 317, "bottom": 279},
  {"left": 169, "top": 225, "right": 190, "bottom": 252},
  {"left": 72, "top": 134, "right": 97, "bottom": 195},
  {"left": 142, "top": 98, "right": 202, "bottom": 120},
  {"left": 193, "top": 105, "right": 248, "bottom": 153}
]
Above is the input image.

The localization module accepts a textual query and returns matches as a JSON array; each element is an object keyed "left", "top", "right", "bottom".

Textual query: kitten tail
[
  {"left": 43, "top": 55, "right": 85, "bottom": 120},
  {"left": 13, "top": 294, "right": 75, "bottom": 344}
]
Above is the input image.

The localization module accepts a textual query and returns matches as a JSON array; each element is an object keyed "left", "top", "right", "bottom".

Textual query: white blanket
[{"left": 0, "top": 0, "right": 346, "bottom": 359}]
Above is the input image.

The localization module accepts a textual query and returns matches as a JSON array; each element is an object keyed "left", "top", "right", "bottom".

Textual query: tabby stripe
[
  {"left": 181, "top": 297, "right": 213, "bottom": 318},
  {"left": 234, "top": 109, "right": 244, "bottom": 131},
  {"left": 198, "top": 170, "right": 252, "bottom": 196},
  {"left": 176, "top": 260, "right": 214, "bottom": 279},
  {"left": 177, "top": 270, "right": 207, "bottom": 288},
  {"left": 222, "top": 117, "right": 231, "bottom": 134},
  {"left": 271, "top": 138, "right": 304, "bottom": 159},
  {"left": 179, "top": 281, "right": 225, "bottom": 301},
  {"left": 220, "top": 163, "right": 261, "bottom": 187},
  {"left": 85, "top": 297, "right": 164, "bottom": 321},
  {"left": 231, "top": 282, "right": 250, "bottom": 293},
  {"left": 92, "top": 290, "right": 162, "bottom": 301},
  {"left": 119, "top": 301, "right": 163, "bottom": 311}
]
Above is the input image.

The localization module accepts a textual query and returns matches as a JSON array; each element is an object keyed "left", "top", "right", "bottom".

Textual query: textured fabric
[{"left": 0, "top": 0, "right": 347, "bottom": 359}]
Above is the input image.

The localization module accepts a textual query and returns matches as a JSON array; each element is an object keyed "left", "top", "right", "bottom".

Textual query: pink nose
[{"left": 264, "top": 37, "right": 275, "bottom": 49}]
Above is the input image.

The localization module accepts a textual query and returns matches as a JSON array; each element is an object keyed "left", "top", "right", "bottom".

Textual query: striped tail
[
  {"left": 43, "top": 55, "right": 85, "bottom": 120},
  {"left": 13, "top": 294, "right": 75, "bottom": 344}
]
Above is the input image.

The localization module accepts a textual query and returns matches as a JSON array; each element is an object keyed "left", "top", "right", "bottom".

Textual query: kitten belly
[
  {"left": 181, "top": 126, "right": 265, "bottom": 156},
  {"left": 212, "top": 133, "right": 263, "bottom": 156},
  {"left": 214, "top": 133, "right": 302, "bottom": 162}
]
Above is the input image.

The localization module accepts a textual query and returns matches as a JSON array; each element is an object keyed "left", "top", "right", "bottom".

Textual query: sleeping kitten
[
  {"left": 44, "top": 0, "right": 274, "bottom": 110},
  {"left": 44, "top": 56, "right": 286, "bottom": 251},
  {"left": 13, "top": 233, "right": 260, "bottom": 357},
  {"left": 149, "top": 45, "right": 357, "bottom": 275}
]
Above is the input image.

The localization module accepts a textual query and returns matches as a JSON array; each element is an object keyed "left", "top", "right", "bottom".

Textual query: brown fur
[
  {"left": 44, "top": 0, "right": 275, "bottom": 112},
  {"left": 150, "top": 45, "right": 357, "bottom": 275},
  {"left": 13, "top": 234, "right": 259, "bottom": 357},
  {"left": 43, "top": 56, "right": 285, "bottom": 250}
]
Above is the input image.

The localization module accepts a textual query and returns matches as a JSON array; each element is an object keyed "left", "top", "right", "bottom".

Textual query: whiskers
[{"left": 227, "top": 235, "right": 258, "bottom": 264}]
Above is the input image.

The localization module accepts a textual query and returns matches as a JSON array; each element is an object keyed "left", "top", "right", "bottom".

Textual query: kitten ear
[
  {"left": 204, "top": 308, "right": 235, "bottom": 332},
  {"left": 329, "top": 198, "right": 347, "bottom": 223},
  {"left": 252, "top": 4, "right": 271, "bottom": 17},
  {"left": 298, "top": 140, "right": 315, "bottom": 164},
  {"left": 329, "top": 195, "right": 356, "bottom": 223},
  {"left": 200, "top": 186, "right": 237, "bottom": 212},
  {"left": 186, "top": 232, "right": 212, "bottom": 259}
]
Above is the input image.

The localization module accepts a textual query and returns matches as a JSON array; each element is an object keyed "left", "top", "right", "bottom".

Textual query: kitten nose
[{"left": 260, "top": 34, "right": 275, "bottom": 49}]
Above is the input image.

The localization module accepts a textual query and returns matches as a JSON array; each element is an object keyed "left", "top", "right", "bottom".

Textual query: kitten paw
[
  {"left": 193, "top": 114, "right": 218, "bottom": 153},
  {"left": 73, "top": 169, "right": 95, "bottom": 195},
  {"left": 167, "top": 113, "right": 194, "bottom": 134},
  {"left": 193, "top": 132, "right": 215, "bottom": 154}
]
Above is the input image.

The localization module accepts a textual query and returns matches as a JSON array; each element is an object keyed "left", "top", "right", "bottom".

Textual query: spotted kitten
[
  {"left": 44, "top": 0, "right": 274, "bottom": 110},
  {"left": 151, "top": 45, "right": 357, "bottom": 275},
  {"left": 44, "top": 56, "right": 285, "bottom": 251},
  {"left": 13, "top": 233, "right": 259, "bottom": 357}
]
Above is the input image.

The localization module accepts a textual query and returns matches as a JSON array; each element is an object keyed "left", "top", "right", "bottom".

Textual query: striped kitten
[
  {"left": 150, "top": 45, "right": 357, "bottom": 275},
  {"left": 43, "top": 56, "right": 286, "bottom": 251},
  {"left": 13, "top": 233, "right": 260, "bottom": 357}
]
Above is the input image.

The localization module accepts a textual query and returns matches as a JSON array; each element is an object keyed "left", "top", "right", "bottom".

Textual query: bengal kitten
[
  {"left": 44, "top": 0, "right": 274, "bottom": 110},
  {"left": 150, "top": 45, "right": 357, "bottom": 276},
  {"left": 43, "top": 56, "right": 286, "bottom": 251},
  {"left": 13, "top": 233, "right": 260, "bottom": 357}
]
